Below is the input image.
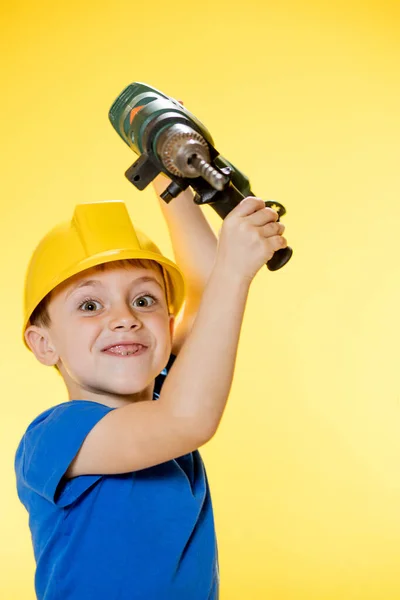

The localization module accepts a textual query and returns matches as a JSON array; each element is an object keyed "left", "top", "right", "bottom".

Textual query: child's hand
[{"left": 216, "top": 197, "right": 287, "bottom": 282}]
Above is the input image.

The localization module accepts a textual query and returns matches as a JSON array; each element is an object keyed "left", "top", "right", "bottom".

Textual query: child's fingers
[
  {"left": 245, "top": 205, "right": 280, "bottom": 227},
  {"left": 261, "top": 221, "right": 285, "bottom": 238},
  {"left": 267, "top": 235, "right": 288, "bottom": 250},
  {"left": 235, "top": 197, "right": 270, "bottom": 218}
]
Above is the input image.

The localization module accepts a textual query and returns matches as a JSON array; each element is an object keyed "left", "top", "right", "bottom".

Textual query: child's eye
[
  {"left": 133, "top": 294, "right": 157, "bottom": 308},
  {"left": 77, "top": 294, "right": 157, "bottom": 313},
  {"left": 79, "top": 299, "right": 102, "bottom": 312}
]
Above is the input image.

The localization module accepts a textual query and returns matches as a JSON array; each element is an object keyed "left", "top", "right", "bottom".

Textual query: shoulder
[
  {"left": 19, "top": 401, "right": 110, "bottom": 438},
  {"left": 15, "top": 401, "right": 113, "bottom": 466},
  {"left": 16, "top": 402, "right": 72, "bottom": 447},
  {"left": 15, "top": 401, "right": 114, "bottom": 507}
]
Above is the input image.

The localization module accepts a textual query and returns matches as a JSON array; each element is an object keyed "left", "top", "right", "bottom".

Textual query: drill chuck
[{"left": 156, "top": 124, "right": 229, "bottom": 191}]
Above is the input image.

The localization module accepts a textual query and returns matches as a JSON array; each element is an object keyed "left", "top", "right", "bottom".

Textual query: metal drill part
[
  {"left": 157, "top": 124, "right": 210, "bottom": 178},
  {"left": 189, "top": 155, "right": 228, "bottom": 190}
]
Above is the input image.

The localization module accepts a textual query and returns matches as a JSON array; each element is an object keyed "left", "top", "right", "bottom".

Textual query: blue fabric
[{"left": 14, "top": 355, "right": 219, "bottom": 599}]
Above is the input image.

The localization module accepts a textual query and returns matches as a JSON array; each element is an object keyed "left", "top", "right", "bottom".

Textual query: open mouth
[{"left": 102, "top": 344, "right": 147, "bottom": 357}]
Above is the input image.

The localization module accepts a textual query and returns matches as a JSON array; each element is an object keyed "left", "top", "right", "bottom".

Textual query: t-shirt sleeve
[{"left": 17, "top": 401, "right": 114, "bottom": 508}]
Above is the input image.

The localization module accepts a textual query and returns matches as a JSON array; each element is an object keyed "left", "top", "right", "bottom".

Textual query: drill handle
[{"left": 200, "top": 182, "right": 293, "bottom": 272}]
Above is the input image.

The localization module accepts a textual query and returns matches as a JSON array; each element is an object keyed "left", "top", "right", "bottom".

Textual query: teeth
[{"left": 105, "top": 344, "right": 143, "bottom": 355}]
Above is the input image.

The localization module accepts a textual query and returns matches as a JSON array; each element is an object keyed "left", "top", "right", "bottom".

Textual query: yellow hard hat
[{"left": 23, "top": 200, "right": 186, "bottom": 345}]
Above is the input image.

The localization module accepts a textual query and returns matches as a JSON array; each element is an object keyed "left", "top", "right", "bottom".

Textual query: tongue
[{"left": 107, "top": 344, "right": 141, "bottom": 354}]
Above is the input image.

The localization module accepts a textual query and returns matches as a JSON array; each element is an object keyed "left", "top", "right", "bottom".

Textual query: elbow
[
  {"left": 178, "top": 416, "right": 217, "bottom": 450},
  {"left": 194, "top": 418, "right": 219, "bottom": 447}
]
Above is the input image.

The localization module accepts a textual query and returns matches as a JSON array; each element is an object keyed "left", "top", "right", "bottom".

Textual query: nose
[{"left": 107, "top": 303, "right": 142, "bottom": 331}]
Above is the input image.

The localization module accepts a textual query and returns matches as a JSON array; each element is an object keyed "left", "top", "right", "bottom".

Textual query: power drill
[{"left": 108, "top": 82, "right": 293, "bottom": 271}]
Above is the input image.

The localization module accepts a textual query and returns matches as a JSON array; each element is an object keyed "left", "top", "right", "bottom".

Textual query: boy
[{"left": 14, "top": 176, "right": 287, "bottom": 600}]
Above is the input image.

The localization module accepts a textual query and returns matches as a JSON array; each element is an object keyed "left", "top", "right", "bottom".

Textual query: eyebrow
[{"left": 65, "top": 276, "right": 164, "bottom": 299}]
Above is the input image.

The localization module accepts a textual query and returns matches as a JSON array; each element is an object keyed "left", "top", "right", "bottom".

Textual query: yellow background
[{"left": 2, "top": 0, "right": 400, "bottom": 598}]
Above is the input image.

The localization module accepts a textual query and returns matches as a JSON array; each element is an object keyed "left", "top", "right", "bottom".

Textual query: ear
[{"left": 24, "top": 325, "right": 60, "bottom": 367}]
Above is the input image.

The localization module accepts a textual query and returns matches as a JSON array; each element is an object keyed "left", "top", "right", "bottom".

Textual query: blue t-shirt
[{"left": 14, "top": 355, "right": 219, "bottom": 599}]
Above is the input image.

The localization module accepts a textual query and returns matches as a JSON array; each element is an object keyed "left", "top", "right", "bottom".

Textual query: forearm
[
  {"left": 152, "top": 175, "right": 217, "bottom": 295},
  {"left": 159, "top": 263, "right": 250, "bottom": 440}
]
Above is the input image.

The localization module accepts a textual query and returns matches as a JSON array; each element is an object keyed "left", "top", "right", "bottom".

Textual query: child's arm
[
  {"left": 65, "top": 198, "right": 286, "bottom": 477},
  {"left": 152, "top": 174, "right": 218, "bottom": 355}
]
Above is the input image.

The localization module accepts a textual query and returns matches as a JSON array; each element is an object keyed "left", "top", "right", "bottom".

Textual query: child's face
[{"left": 29, "top": 264, "right": 175, "bottom": 407}]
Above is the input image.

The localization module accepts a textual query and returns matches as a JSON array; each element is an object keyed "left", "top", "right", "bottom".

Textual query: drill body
[{"left": 109, "top": 82, "right": 292, "bottom": 270}]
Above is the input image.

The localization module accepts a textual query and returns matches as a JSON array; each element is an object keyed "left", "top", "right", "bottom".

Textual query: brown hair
[{"left": 29, "top": 258, "right": 167, "bottom": 373}]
